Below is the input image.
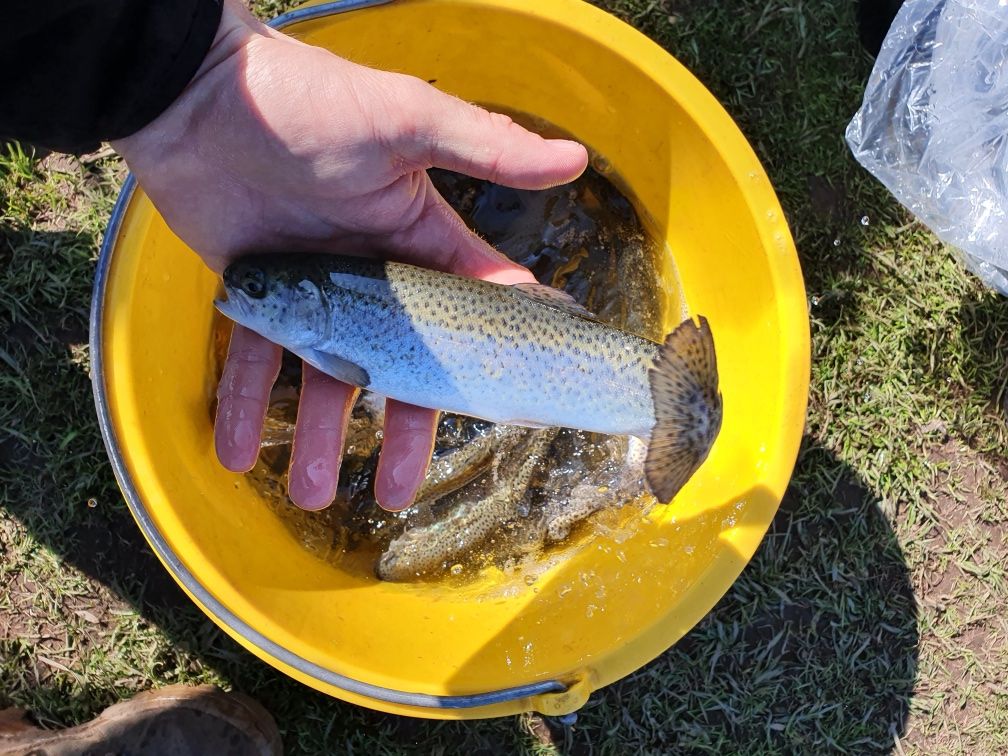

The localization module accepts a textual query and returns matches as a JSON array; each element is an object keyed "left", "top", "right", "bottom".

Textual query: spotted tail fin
[{"left": 645, "top": 316, "right": 722, "bottom": 502}]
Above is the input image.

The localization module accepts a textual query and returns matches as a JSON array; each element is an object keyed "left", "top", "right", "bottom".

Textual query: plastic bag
[{"left": 846, "top": 0, "right": 1008, "bottom": 294}]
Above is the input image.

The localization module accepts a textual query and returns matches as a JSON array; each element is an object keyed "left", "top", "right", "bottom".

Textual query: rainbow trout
[{"left": 216, "top": 253, "right": 722, "bottom": 502}]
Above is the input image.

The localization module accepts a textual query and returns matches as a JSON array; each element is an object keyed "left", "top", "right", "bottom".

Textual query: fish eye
[{"left": 241, "top": 268, "right": 267, "bottom": 298}]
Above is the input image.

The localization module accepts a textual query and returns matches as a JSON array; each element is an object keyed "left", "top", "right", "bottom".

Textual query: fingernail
[
  {"left": 375, "top": 454, "right": 426, "bottom": 511},
  {"left": 216, "top": 416, "right": 259, "bottom": 472},
  {"left": 288, "top": 454, "right": 338, "bottom": 510}
]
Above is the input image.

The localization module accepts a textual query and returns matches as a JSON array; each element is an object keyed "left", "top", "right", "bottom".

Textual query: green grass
[{"left": 2, "top": 1, "right": 1007, "bottom": 753}]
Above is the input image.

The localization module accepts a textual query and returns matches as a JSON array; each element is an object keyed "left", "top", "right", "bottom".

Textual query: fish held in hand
[{"left": 216, "top": 253, "right": 722, "bottom": 502}]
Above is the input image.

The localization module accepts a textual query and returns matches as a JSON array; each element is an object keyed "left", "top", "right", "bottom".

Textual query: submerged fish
[
  {"left": 537, "top": 434, "right": 649, "bottom": 543},
  {"left": 378, "top": 427, "right": 557, "bottom": 580},
  {"left": 217, "top": 253, "right": 722, "bottom": 502}
]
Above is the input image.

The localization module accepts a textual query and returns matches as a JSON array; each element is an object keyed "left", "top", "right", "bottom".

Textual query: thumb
[
  {"left": 388, "top": 174, "right": 537, "bottom": 284},
  {"left": 392, "top": 79, "right": 589, "bottom": 190}
]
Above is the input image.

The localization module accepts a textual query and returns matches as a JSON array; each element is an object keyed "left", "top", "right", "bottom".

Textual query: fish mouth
[{"left": 214, "top": 294, "right": 248, "bottom": 326}]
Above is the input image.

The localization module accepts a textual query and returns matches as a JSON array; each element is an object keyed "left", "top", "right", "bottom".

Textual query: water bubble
[
  {"left": 860, "top": 215, "right": 870, "bottom": 226},
  {"left": 524, "top": 574, "right": 537, "bottom": 586},
  {"left": 450, "top": 564, "right": 463, "bottom": 576},
  {"left": 810, "top": 295, "right": 820, "bottom": 306},
  {"left": 558, "top": 584, "right": 573, "bottom": 598},
  {"left": 375, "top": 429, "right": 384, "bottom": 440},
  {"left": 616, "top": 550, "right": 627, "bottom": 563},
  {"left": 684, "top": 544, "right": 695, "bottom": 555},
  {"left": 833, "top": 239, "right": 841, "bottom": 247},
  {"left": 649, "top": 537, "right": 669, "bottom": 548},
  {"left": 585, "top": 604, "right": 597, "bottom": 618},
  {"left": 86, "top": 497, "right": 98, "bottom": 509}
]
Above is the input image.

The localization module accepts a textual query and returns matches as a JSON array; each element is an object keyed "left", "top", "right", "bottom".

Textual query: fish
[
  {"left": 537, "top": 433, "right": 649, "bottom": 543},
  {"left": 377, "top": 428, "right": 557, "bottom": 580},
  {"left": 216, "top": 253, "right": 722, "bottom": 502},
  {"left": 413, "top": 419, "right": 497, "bottom": 504}
]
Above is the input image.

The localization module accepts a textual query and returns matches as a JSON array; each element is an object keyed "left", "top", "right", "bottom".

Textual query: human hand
[{"left": 111, "top": 0, "right": 588, "bottom": 511}]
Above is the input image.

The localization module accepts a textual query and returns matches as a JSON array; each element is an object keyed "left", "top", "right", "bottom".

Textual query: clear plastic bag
[{"left": 846, "top": 0, "right": 1008, "bottom": 294}]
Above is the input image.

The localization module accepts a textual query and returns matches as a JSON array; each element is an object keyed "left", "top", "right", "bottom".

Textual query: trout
[{"left": 216, "top": 253, "right": 722, "bottom": 502}]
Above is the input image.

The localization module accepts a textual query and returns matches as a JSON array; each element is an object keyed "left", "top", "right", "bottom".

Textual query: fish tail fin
[{"left": 645, "top": 316, "right": 723, "bottom": 502}]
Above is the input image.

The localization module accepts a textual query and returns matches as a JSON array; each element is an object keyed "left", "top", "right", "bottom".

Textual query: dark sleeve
[{"left": 1, "top": 1, "right": 224, "bottom": 154}]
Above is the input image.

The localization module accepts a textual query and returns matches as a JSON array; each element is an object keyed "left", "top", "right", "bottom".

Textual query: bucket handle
[{"left": 270, "top": 0, "right": 396, "bottom": 30}]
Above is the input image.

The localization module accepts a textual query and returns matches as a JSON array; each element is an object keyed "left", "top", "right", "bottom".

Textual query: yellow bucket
[{"left": 91, "top": 0, "right": 808, "bottom": 719}]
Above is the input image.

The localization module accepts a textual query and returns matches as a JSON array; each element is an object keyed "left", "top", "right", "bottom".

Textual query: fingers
[
  {"left": 393, "top": 80, "right": 589, "bottom": 190},
  {"left": 215, "top": 325, "right": 282, "bottom": 472},
  {"left": 390, "top": 175, "right": 537, "bottom": 284},
  {"left": 287, "top": 364, "right": 357, "bottom": 510},
  {"left": 374, "top": 400, "right": 438, "bottom": 511}
]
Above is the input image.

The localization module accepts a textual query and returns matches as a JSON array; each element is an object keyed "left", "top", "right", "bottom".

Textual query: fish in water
[
  {"left": 216, "top": 253, "right": 723, "bottom": 502},
  {"left": 378, "top": 427, "right": 557, "bottom": 581}
]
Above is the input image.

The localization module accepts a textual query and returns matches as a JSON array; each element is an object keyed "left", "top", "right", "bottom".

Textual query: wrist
[
  {"left": 193, "top": 0, "right": 270, "bottom": 82},
  {"left": 111, "top": 0, "right": 265, "bottom": 159}
]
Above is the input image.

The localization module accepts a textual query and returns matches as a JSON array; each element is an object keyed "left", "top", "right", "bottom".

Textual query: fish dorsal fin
[{"left": 512, "top": 283, "right": 597, "bottom": 320}]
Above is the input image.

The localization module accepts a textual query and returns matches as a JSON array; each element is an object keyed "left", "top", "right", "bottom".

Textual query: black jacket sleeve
[{"left": 1, "top": 1, "right": 224, "bottom": 154}]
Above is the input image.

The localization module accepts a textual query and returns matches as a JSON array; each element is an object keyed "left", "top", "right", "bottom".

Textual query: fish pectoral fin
[
  {"left": 502, "top": 418, "right": 554, "bottom": 429},
  {"left": 511, "top": 283, "right": 598, "bottom": 321},
  {"left": 645, "top": 316, "right": 723, "bottom": 502},
  {"left": 291, "top": 348, "right": 371, "bottom": 388}
]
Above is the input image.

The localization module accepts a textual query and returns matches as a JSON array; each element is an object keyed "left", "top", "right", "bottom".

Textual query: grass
[{"left": 2, "top": 0, "right": 1007, "bottom": 753}]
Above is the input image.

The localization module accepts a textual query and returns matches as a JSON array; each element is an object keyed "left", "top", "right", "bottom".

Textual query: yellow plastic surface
[{"left": 97, "top": 0, "right": 808, "bottom": 718}]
